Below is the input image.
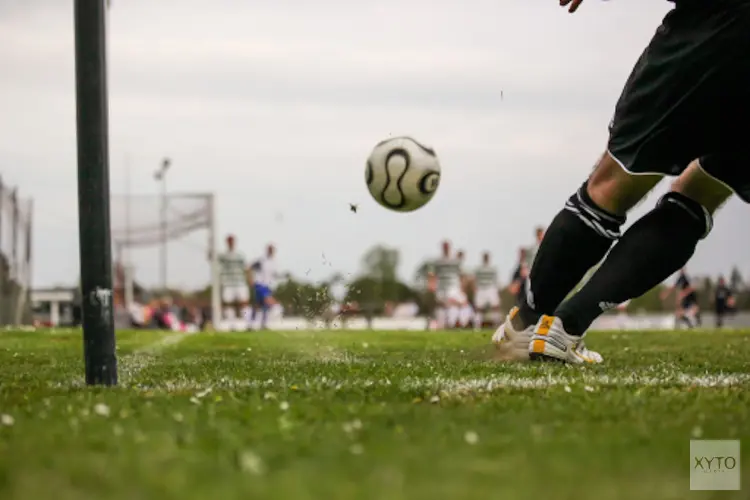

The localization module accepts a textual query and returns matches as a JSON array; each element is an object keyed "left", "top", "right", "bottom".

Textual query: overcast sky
[{"left": 0, "top": 0, "right": 747, "bottom": 290}]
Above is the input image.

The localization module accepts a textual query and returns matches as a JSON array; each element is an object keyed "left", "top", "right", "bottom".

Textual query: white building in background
[{"left": 30, "top": 288, "right": 77, "bottom": 326}]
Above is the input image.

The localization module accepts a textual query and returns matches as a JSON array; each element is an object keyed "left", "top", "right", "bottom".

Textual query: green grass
[{"left": 0, "top": 328, "right": 749, "bottom": 500}]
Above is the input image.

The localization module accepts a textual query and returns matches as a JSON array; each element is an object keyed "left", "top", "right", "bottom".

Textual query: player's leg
[
  {"left": 236, "top": 285, "right": 251, "bottom": 330},
  {"left": 445, "top": 289, "right": 461, "bottom": 329},
  {"left": 249, "top": 285, "right": 261, "bottom": 330},
  {"left": 513, "top": 151, "right": 660, "bottom": 333},
  {"left": 540, "top": 161, "right": 733, "bottom": 360},
  {"left": 529, "top": 1, "right": 750, "bottom": 362},
  {"left": 679, "top": 304, "right": 694, "bottom": 329},
  {"left": 260, "top": 290, "right": 275, "bottom": 329},
  {"left": 433, "top": 290, "right": 447, "bottom": 329},
  {"left": 484, "top": 289, "right": 502, "bottom": 328},
  {"left": 220, "top": 286, "right": 234, "bottom": 327},
  {"left": 694, "top": 303, "right": 702, "bottom": 327},
  {"left": 472, "top": 291, "right": 485, "bottom": 330},
  {"left": 458, "top": 292, "right": 472, "bottom": 329}
]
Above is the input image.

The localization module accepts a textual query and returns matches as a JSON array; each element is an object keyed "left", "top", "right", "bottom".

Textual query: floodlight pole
[
  {"left": 154, "top": 158, "right": 170, "bottom": 291},
  {"left": 74, "top": 0, "right": 117, "bottom": 385}
]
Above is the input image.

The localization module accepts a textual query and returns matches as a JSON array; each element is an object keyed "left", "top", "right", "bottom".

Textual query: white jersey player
[
  {"left": 430, "top": 240, "right": 463, "bottom": 329},
  {"left": 218, "top": 234, "right": 249, "bottom": 329},
  {"left": 527, "top": 226, "right": 545, "bottom": 267},
  {"left": 248, "top": 244, "right": 278, "bottom": 330},
  {"left": 473, "top": 251, "right": 501, "bottom": 328}
]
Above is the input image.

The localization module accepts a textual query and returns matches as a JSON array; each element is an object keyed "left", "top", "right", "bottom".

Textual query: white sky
[{"left": 0, "top": 0, "right": 746, "bottom": 289}]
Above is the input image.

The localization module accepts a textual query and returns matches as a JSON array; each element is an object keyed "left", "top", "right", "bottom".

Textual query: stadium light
[
  {"left": 154, "top": 157, "right": 171, "bottom": 291},
  {"left": 74, "top": 0, "right": 118, "bottom": 385}
]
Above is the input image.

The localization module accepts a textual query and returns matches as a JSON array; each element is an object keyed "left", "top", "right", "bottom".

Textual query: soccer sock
[
  {"left": 516, "top": 182, "right": 625, "bottom": 328},
  {"left": 556, "top": 192, "right": 712, "bottom": 335}
]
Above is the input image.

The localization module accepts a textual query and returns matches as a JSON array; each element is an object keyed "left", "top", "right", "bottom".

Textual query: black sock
[
  {"left": 516, "top": 181, "right": 625, "bottom": 328},
  {"left": 556, "top": 192, "right": 712, "bottom": 335}
]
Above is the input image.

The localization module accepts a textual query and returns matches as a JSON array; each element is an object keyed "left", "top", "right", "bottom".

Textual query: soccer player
[
  {"left": 661, "top": 268, "right": 701, "bottom": 329},
  {"left": 248, "top": 244, "right": 278, "bottom": 330},
  {"left": 491, "top": 247, "right": 530, "bottom": 348},
  {"left": 713, "top": 275, "right": 736, "bottom": 328},
  {"left": 496, "top": 0, "right": 749, "bottom": 363},
  {"left": 526, "top": 226, "right": 545, "bottom": 267},
  {"left": 473, "top": 252, "right": 501, "bottom": 329},
  {"left": 509, "top": 247, "right": 529, "bottom": 303},
  {"left": 431, "top": 240, "right": 463, "bottom": 329},
  {"left": 218, "top": 234, "right": 249, "bottom": 330}
]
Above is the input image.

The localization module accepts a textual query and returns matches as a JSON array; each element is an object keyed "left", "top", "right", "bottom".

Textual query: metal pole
[
  {"left": 161, "top": 167, "right": 167, "bottom": 291},
  {"left": 208, "top": 194, "right": 221, "bottom": 328},
  {"left": 74, "top": 0, "right": 117, "bottom": 386},
  {"left": 156, "top": 158, "right": 170, "bottom": 292}
]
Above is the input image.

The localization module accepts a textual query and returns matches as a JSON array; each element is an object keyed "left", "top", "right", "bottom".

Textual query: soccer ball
[{"left": 365, "top": 136, "right": 441, "bottom": 212}]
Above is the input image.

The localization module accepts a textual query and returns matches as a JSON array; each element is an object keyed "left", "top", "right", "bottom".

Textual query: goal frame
[{"left": 111, "top": 192, "right": 221, "bottom": 327}]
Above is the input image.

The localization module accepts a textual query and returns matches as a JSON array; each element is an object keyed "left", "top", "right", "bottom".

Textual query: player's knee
[
  {"left": 563, "top": 180, "right": 626, "bottom": 240},
  {"left": 671, "top": 160, "right": 733, "bottom": 214},
  {"left": 586, "top": 151, "right": 661, "bottom": 215},
  {"left": 656, "top": 191, "right": 712, "bottom": 239}
]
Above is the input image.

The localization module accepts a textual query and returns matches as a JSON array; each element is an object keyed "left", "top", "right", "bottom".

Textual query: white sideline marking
[
  {"left": 119, "top": 331, "right": 197, "bottom": 381},
  {"left": 88, "top": 371, "right": 750, "bottom": 394}
]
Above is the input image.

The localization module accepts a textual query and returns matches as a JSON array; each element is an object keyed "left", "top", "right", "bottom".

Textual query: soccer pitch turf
[{"left": 0, "top": 329, "right": 748, "bottom": 500}]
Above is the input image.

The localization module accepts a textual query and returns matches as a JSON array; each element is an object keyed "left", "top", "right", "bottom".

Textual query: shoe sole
[{"left": 528, "top": 352, "right": 568, "bottom": 363}]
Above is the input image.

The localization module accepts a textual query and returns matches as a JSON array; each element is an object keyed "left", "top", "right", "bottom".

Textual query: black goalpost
[{"left": 74, "top": 0, "right": 118, "bottom": 385}]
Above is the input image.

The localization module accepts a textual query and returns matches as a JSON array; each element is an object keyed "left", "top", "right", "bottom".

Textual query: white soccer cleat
[
  {"left": 491, "top": 306, "right": 534, "bottom": 361},
  {"left": 575, "top": 340, "right": 603, "bottom": 363},
  {"left": 529, "top": 315, "right": 603, "bottom": 364}
]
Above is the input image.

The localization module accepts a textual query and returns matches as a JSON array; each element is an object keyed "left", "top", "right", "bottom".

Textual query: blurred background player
[
  {"left": 473, "top": 251, "right": 501, "bottom": 330},
  {"left": 713, "top": 275, "right": 736, "bottom": 328},
  {"left": 423, "top": 269, "right": 438, "bottom": 330},
  {"left": 492, "top": 247, "right": 529, "bottom": 344},
  {"left": 455, "top": 249, "right": 473, "bottom": 329},
  {"left": 661, "top": 268, "right": 701, "bottom": 329},
  {"left": 248, "top": 243, "right": 279, "bottom": 330},
  {"left": 217, "top": 234, "right": 249, "bottom": 330},
  {"left": 509, "top": 247, "right": 530, "bottom": 306},
  {"left": 431, "top": 240, "right": 463, "bottom": 329},
  {"left": 526, "top": 226, "right": 545, "bottom": 267}
]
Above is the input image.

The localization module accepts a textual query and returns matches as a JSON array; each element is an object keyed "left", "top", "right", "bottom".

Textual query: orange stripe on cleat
[
  {"left": 531, "top": 339, "right": 546, "bottom": 353},
  {"left": 537, "top": 315, "right": 553, "bottom": 336}
]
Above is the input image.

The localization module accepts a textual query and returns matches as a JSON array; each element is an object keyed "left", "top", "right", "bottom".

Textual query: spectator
[{"left": 714, "top": 276, "right": 736, "bottom": 328}]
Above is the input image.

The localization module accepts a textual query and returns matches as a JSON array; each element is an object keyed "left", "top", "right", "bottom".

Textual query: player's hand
[{"left": 560, "top": 0, "right": 583, "bottom": 13}]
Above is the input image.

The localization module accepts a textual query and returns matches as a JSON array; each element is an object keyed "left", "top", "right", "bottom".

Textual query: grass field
[{"left": 0, "top": 328, "right": 748, "bottom": 500}]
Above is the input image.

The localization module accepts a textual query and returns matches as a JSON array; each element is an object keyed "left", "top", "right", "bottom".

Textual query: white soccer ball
[{"left": 365, "top": 136, "right": 441, "bottom": 212}]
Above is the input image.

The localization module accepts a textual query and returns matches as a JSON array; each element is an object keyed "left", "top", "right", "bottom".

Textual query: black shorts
[
  {"left": 681, "top": 293, "right": 698, "bottom": 310},
  {"left": 608, "top": 0, "right": 750, "bottom": 202}
]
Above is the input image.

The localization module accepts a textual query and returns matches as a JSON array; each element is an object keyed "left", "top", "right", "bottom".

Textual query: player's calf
[
  {"left": 514, "top": 162, "right": 643, "bottom": 329},
  {"left": 555, "top": 185, "right": 720, "bottom": 337}
]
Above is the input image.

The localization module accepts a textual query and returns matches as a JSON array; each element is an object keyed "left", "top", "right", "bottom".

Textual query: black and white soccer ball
[{"left": 365, "top": 136, "right": 441, "bottom": 212}]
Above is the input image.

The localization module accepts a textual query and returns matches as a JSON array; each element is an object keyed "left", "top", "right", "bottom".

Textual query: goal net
[
  {"left": 109, "top": 192, "right": 220, "bottom": 327},
  {"left": 0, "top": 178, "right": 33, "bottom": 326}
]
